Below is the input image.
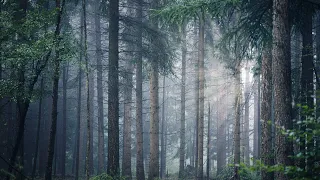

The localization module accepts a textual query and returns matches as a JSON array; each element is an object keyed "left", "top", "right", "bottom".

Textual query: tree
[
  {"left": 31, "top": 78, "right": 44, "bottom": 180},
  {"left": 197, "top": 12, "right": 205, "bottom": 180},
  {"left": 272, "top": 0, "right": 293, "bottom": 179},
  {"left": 135, "top": 0, "right": 145, "bottom": 179},
  {"left": 75, "top": 9, "right": 84, "bottom": 180},
  {"left": 82, "top": 0, "right": 92, "bottom": 178},
  {"left": 107, "top": 0, "right": 120, "bottom": 176},
  {"left": 243, "top": 63, "right": 250, "bottom": 165},
  {"left": 160, "top": 76, "right": 166, "bottom": 179},
  {"left": 94, "top": 0, "right": 105, "bottom": 174},
  {"left": 179, "top": 23, "right": 187, "bottom": 178},
  {"left": 45, "top": 0, "right": 66, "bottom": 179},
  {"left": 260, "top": 48, "right": 273, "bottom": 180}
]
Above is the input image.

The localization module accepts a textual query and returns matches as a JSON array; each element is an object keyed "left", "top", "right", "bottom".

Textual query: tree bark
[
  {"left": 107, "top": 0, "right": 120, "bottom": 176},
  {"left": 272, "top": 0, "right": 293, "bottom": 179}
]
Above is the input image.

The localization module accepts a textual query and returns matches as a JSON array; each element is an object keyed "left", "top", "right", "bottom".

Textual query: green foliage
[{"left": 90, "top": 173, "right": 126, "bottom": 180}]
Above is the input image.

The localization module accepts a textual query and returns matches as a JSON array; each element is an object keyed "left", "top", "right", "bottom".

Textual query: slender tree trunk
[
  {"left": 148, "top": 55, "right": 160, "bottom": 180},
  {"left": 206, "top": 104, "right": 211, "bottom": 180},
  {"left": 244, "top": 63, "right": 250, "bottom": 165},
  {"left": 82, "top": 0, "right": 92, "bottom": 179},
  {"left": 122, "top": 49, "right": 133, "bottom": 180},
  {"left": 179, "top": 24, "right": 186, "bottom": 179},
  {"left": 272, "top": 0, "right": 293, "bottom": 179},
  {"left": 135, "top": 0, "right": 145, "bottom": 179},
  {"left": 31, "top": 78, "right": 44, "bottom": 180},
  {"left": 75, "top": 10, "right": 84, "bottom": 180},
  {"left": 61, "top": 61, "right": 68, "bottom": 178},
  {"left": 45, "top": 1, "right": 65, "bottom": 179},
  {"left": 107, "top": 0, "right": 120, "bottom": 176},
  {"left": 194, "top": 21, "right": 200, "bottom": 179},
  {"left": 197, "top": 12, "right": 205, "bottom": 180},
  {"left": 160, "top": 77, "right": 166, "bottom": 179},
  {"left": 94, "top": 0, "right": 105, "bottom": 174},
  {"left": 233, "top": 67, "right": 241, "bottom": 180},
  {"left": 260, "top": 48, "right": 274, "bottom": 180},
  {"left": 253, "top": 75, "right": 260, "bottom": 160}
]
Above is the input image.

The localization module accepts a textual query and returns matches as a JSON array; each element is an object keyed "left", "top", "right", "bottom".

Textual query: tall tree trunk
[
  {"left": 300, "top": 1, "right": 313, "bottom": 172},
  {"left": 148, "top": 55, "right": 160, "bottom": 180},
  {"left": 233, "top": 67, "right": 241, "bottom": 180},
  {"left": 82, "top": 0, "right": 92, "bottom": 178},
  {"left": 194, "top": 21, "right": 199, "bottom": 178},
  {"left": 75, "top": 9, "right": 84, "bottom": 180},
  {"left": 197, "top": 12, "right": 205, "bottom": 180},
  {"left": 179, "top": 24, "right": 186, "bottom": 178},
  {"left": 160, "top": 77, "right": 166, "bottom": 179},
  {"left": 206, "top": 104, "right": 211, "bottom": 180},
  {"left": 31, "top": 78, "right": 44, "bottom": 180},
  {"left": 272, "top": 0, "right": 293, "bottom": 179},
  {"left": 122, "top": 50, "right": 133, "bottom": 180},
  {"left": 135, "top": 0, "right": 145, "bottom": 179},
  {"left": 61, "top": 60, "right": 68, "bottom": 178},
  {"left": 260, "top": 48, "right": 273, "bottom": 180},
  {"left": 107, "top": 0, "right": 120, "bottom": 176},
  {"left": 94, "top": 0, "right": 105, "bottom": 174},
  {"left": 253, "top": 75, "right": 260, "bottom": 160},
  {"left": 45, "top": 1, "right": 65, "bottom": 179},
  {"left": 244, "top": 63, "right": 250, "bottom": 165}
]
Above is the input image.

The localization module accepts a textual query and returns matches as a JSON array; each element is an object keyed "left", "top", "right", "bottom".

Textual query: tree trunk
[
  {"left": 82, "top": 0, "right": 92, "bottom": 179},
  {"left": 197, "top": 12, "right": 205, "bottom": 180},
  {"left": 253, "top": 75, "right": 260, "bottom": 160},
  {"left": 61, "top": 61, "right": 68, "bottom": 178},
  {"left": 45, "top": 1, "right": 65, "bottom": 179},
  {"left": 31, "top": 78, "right": 44, "bottom": 180},
  {"left": 148, "top": 57, "right": 160, "bottom": 180},
  {"left": 179, "top": 24, "right": 186, "bottom": 178},
  {"left": 135, "top": 0, "right": 145, "bottom": 179},
  {"left": 244, "top": 63, "right": 250, "bottom": 165},
  {"left": 272, "top": 0, "right": 293, "bottom": 179},
  {"left": 206, "top": 104, "right": 211, "bottom": 180},
  {"left": 75, "top": 9, "right": 84, "bottom": 180},
  {"left": 95, "top": 0, "right": 105, "bottom": 174},
  {"left": 160, "top": 77, "right": 166, "bottom": 179},
  {"left": 122, "top": 48, "right": 134, "bottom": 180},
  {"left": 260, "top": 48, "right": 273, "bottom": 180},
  {"left": 194, "top": 21, "right": 199, "bottom": 178},
  {"left": 107, "top": 0, "right": 120, "bottom": 176},
  {"left": 233, "top": 67, "right": 241, "bottom": 180}
]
